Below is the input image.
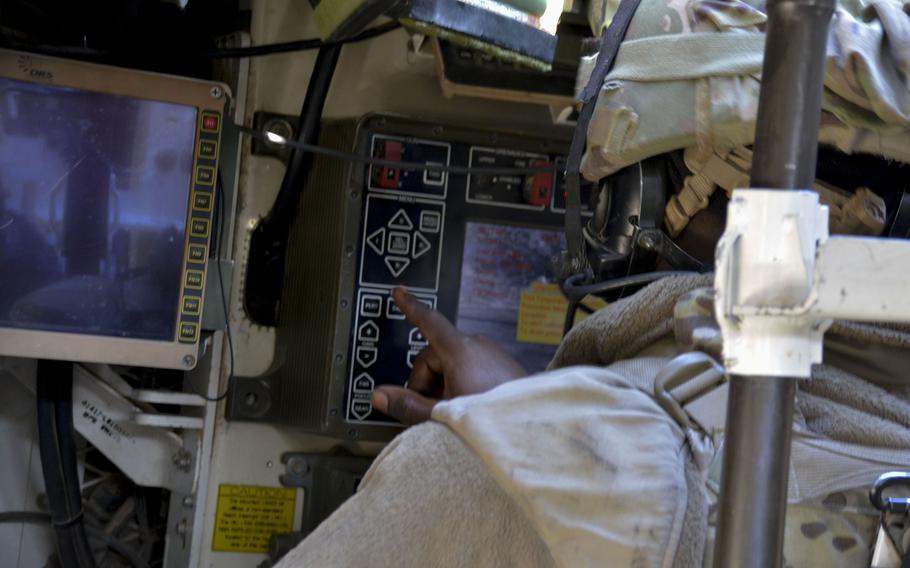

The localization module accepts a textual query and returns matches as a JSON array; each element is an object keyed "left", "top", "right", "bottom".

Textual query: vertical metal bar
[{"left": 713, "top": 0, "right": 835, "bottom": 566}]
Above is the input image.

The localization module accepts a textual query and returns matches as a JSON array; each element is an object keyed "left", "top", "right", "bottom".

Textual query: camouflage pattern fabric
[
  {"left": 674, "top": 286, "right": 910, "bottom": 567},
  {"left": 579, "top": 0, "right": 910, "bottom": 181}
]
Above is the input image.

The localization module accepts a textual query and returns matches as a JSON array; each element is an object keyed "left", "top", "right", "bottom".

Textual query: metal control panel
[{"left": 230, "top": 115, "right": 593, "bottom": 439}]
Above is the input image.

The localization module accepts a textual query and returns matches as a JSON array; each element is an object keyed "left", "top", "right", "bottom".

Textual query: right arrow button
[{"left": 412, "top": 232, "right": 432, "bottom": 260}]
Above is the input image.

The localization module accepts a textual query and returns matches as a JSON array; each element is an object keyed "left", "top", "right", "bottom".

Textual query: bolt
[
  {"left": 183, "top": 355, "right": 195, "bottom": 367},
  {"left": 244, "top": 392, "right": 259, "bottom": 407},
  {"left": 287, "top": 457, "right": 308, "bottom": 476},
  {"left": 266, "top": 460, "right": 274, "bottom": 469},
  {"left": 638, "top": 233, "right": 657, "bottom": 251},
  {"left": 329, "top": 408, "right": 338, "bottom": 417},
  {"left": 176, "top": 518, "right": 188, "bottom": 535},
  {"left": 340, "top": 299, "right": 349, "bottom": 309},
  {"left": 172, "top": 451, "right": 192, "bottom": 469},
  {"left": 182, "top": 496, "right": 194, "bottom": 508},
  {"left": 334, "top": 354, "right": 343, "bottom": 364},
  {"left": 210, "top": 86, "right": 223, "bottom": 99}
]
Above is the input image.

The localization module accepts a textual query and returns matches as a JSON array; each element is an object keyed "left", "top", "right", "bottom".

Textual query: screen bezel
[{"left": 0, "top": 49, "right": 229, "bottom": 370}]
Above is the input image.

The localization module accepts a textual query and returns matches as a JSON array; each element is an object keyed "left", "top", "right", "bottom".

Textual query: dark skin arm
[{"left": 371, "top": 287, "right": 528, "bottom": 425}]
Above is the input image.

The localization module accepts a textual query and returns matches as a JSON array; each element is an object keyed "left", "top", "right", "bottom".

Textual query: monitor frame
[{"left": 0, "top": 48, "right": 229, "bottom": 370}]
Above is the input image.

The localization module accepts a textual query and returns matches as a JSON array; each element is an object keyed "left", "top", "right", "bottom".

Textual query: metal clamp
[
  {"left": 871, "top": 472, "right": 910, "bottom": 515},
  {"left": 654, "top": 352, "right": 726, "bottom": 430}
]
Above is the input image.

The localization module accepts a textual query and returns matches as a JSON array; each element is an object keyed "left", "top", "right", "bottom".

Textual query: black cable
[
  {"left": 563, "top": 298, "right": 580, "bottom": 337},
  {"left": 236, "top": 125, "right": 561, "bottom": 176},
  {"left": 36, "top": 360, "right": 97, "bottom": 568},
  {"left": 0, "top": 21, "right": 402, "bottom": 60},
  {"left": 0, "top": 511, "right": 52, "bottom": 525},
  {"left": 561, "top": 271, "right": 696, "bottom": 300}
]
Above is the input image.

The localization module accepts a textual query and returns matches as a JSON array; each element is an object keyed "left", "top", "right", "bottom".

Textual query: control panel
[
  {"left": 342, "top": 125, "right": 584, "bottom": 427},
  {"left": 232, "top": 116, "right": 594, "bottom": 439}
]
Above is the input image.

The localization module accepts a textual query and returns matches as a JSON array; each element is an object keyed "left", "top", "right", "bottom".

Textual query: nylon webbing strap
[{"left": 564, "top": 0, "right": 642, "bottom": 271}]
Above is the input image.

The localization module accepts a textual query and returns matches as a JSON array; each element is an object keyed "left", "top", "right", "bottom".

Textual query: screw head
[
  {"left": 210, "top": 86, "right": 223, "bottom": 99},
  {"left": 183, "top": 355, "right": 195, "bottom": 367},
  {"left": 638, "top": 233, "right": 657, "bottom": 250},
  {"left": 182, "top": 496, "right": 194, "bottom": 508},
  {"left": 288, "top": 457, "right": 308, "bottom": 475},
  {"left": 244, "top": 392, "right": 259, "bottom": 407}
]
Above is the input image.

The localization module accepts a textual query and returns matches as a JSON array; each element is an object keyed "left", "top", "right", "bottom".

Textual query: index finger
[{"left": 392, "top": 287, "right": 461, "bottom": 353}]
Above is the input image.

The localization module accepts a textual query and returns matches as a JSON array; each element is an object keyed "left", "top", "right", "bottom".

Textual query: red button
[{"left": 202, "top": 114, "right": 219, "bottom": 131}]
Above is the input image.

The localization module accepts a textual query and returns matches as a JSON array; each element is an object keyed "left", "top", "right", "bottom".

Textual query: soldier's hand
[{"left": 371, "top": 287, "right": 527, "bottom": 425}]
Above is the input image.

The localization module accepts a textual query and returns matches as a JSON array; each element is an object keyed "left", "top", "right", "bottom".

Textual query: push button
[
  {"left": 358, "top": 321, "right": 380, "bottom": 342},
  {"left": 184, "top": 270, "right": 204, "bottom": 290},
  {"left": 201, "top": 113, "right": 221, "bottom": 133},
  {"left": 198, "top": 139, "right": 218, "bottom": 159},
  {"left": 360, "top": 294, "right": 382, "bottom": 317},
  {"left": 182, "top": 296, "right": 201, "bottom": 316},
  {"left": 179, "top": 322, "right": 199, "bottom": 342},
  {"left": 196, "top": 166, "right": 215, "bottom": 186}
]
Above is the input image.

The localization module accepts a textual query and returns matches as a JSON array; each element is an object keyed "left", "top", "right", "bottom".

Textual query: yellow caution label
[
  {"left": 517, "top": 283, "right": 607, "bottom": 344},
  {"left": 212, "top": 484, "right": 297, "bottom": 553}
]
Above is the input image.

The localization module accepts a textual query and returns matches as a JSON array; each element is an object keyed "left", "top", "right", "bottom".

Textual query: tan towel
[{"left": 551, "top": 274, "right": 910, "bottom": 451}]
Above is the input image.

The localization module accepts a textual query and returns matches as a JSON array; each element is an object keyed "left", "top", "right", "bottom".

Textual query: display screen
[
  {"left": 456, "top": 222, "right": 567, "bottom": 372},
  {"left": 0, "top": 77, "right": 197, "bottom": 340}
]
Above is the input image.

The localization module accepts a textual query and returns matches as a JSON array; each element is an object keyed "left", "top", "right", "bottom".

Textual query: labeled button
[
  {"left": 196, "top": 165, "right": 215, "bottom": 186},
  {"left": 366, "top": 228, "right": 386, "bottom": 255},
  {"left": 387, "top": 231, "right": 411, "bottom": 255},
  {"left": 406, "top": 349, "right": 420, "bottom": 369},
  {"left": 388, "top": 209, "right": 413, "bottom": 230},
  {"left": 360, "top": 294, "right": 383, "bottom": 317},
  {"left": 384, "top": 256, "right": 410, "bottom": 277},
  {"left": 356, "top": 347, "right": 378, "bottom": 368},
  {"left": 178, "top": 322, "right": 199, "bottom": 342},
  {"left": 193, "top": 191, "right": 213, "bottom": 212},
  {"left": 386, "top": 297, "right": 405, "bottom": 320},
  {"left": 184, "top": 270, "right": 204, "bottom": 290},
  {"left": 419, "top": 211, "right": 441, "bottom": 233},
  {"left": 190, "top": 218, "right": 210, "bottom": 238},
  {"left": 182, "top": 296, "right": 201, "bottom": 316},
  {"left": 350, "top": 399, "right": 372, "bottom": 420},
  {"left": 201, "top": 113, "right": 221, "bottom": 133},
  {"left": 188, "top": 244, "right": 207, "bottom": 263},
  {"left": 198, "top": 139, "right": 218, "bottom": 159},
  {"left": 412, "top": 232, "right": 432, "bottom": 259},
  {"left": 422, "top": 163, "right": 445, "bottom": 186},
  {"left": 357, "top": 320, "right": 380, "bottom": 342},
  {"left": 353, "top": 373, "right": 375, "bottom": 392},
  {"left": 409, "top": 327, "right": 428, "bottom": 346}
]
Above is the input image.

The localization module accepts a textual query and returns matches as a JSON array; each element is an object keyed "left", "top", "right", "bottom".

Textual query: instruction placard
[
  {"left": 517, "top": 283, "right": 608, "bottom": 344},
  {"left": 212, "top": 484, "right": 297, "bottom": 553}
]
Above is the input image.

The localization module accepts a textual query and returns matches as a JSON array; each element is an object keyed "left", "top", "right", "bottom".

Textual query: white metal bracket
[{"left": 715, "top": 189, "right": 910, "bottom": 378}]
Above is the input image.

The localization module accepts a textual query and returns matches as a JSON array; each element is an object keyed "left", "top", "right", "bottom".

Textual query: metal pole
[{"left": 713, "top": 0, "right": 835, "bottom": 566}]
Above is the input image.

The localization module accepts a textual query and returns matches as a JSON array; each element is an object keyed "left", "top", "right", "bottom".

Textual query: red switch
[
  {"left": 523, "top": 160, "right": 554, "bottom": 206},
  {"left": 202, "top": 113, "right": 220, "bottom": 132},
  {"left": 374, "top": 140, "right": 403, "bottom": 189}
]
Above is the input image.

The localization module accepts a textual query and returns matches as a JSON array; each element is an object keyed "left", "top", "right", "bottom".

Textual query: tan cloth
[
  {"left": 578, "top": 0, "right": 910, "bottom": 181},
  {"left": 281, "top": 275, "right": 910, "bottom": 568},
  {"left": 275, "top": 421, "right": 556, "bottom": 568}
]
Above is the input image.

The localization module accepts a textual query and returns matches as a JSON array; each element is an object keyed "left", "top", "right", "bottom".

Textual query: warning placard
[
  {"left": 517, "top": 283, "right": 569, "bottom": 345},
  {"left": 517, "top": 283, "right": 608, "bottom": 345},
  {"left": 212, "top": 484, "right": 297, "bottom": 553}
]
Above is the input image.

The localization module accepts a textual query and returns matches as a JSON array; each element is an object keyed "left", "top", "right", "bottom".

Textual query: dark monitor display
[
  {"left": 0, "top": 77, "right": 197, "bottom": 341},
  {"left": 456, "top": 221, "right": 566, "bottom": 372}
]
